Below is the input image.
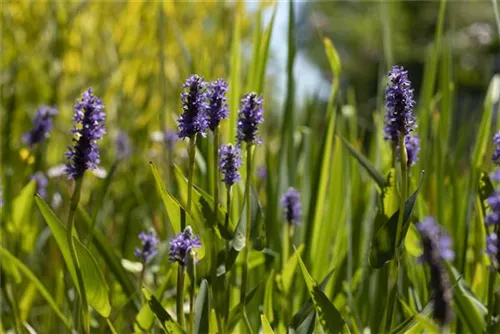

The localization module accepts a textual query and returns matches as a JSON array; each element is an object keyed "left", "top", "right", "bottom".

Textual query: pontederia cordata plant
[{"left": 4, "top": 1, "right": 500, "bottom": 334}]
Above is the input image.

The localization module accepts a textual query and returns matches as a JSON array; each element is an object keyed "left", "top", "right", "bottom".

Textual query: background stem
[
  {"left": 177, "top": 265, "right": 186, "bottom": 330},
  {"left": 67, "top": 177, "right": 89, "bottom": 333}
]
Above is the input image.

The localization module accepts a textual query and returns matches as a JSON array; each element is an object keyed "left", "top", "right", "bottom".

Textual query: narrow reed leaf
[
  {"left": 339, "top": 135, "right": 386, "bottom": 190},
  {"left": 143, "top": 289, "right": 185, "bottom": 334},
  {"left": 446, "top": 263, "right": 487, "bottom": 333},
  {"left": 295, "top": 248, "right": 345, "bottom": 333},
  {"left": 261, "top": 314, "right": 275, "bottom": 334},
  {"left": 290, "top": 269, "right": 335, "bottom": 330},
  {"left": 35, "top": 196, "right": 111, "bottom": 317},
  {"left": 134, "top": 270, "right": 173, "bottom": 332},
  {"left": 472, "top": 75, "right": 500, "bottom": 168},
  {"left": 369, "top": 172, "right": 424, "bottom": 268},
  {"left": 282, "top": 244, "right": 304, "bottom": 294},
  {"left": 263, "top": 269, "right": 275, "bottom": 323},
  {"left": 194, "top": 279, "right": 210, "bottom": 334},
  {"left": 11, "top": 180, "right": 36, "bottom": 231}
]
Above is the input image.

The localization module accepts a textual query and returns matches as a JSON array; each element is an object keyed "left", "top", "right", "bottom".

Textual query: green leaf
[
  {"left": 263, "top": 269, "right": 275, "bottom": 323},
  {"left": 369, "top": 173, "right": 424, "bottom": 268},
  {"left": 256, "top": 4, "right": 277, "bottom": 94},
  {"left": 446, "top": 263, "right": 487, "bottom": 333},
  {"left": 227, "top": 285, "right": 260, "bottom": 332},
  {"left": 77, "top": 206, "right": 139, "bottom": 310},
  {"left": 194, "top": 279, "right": 210, "bottom": 334},
  {"left": 282, "top": 244, "right": 304, "bottom": 294},
  {"left": 290, "top": 269, "right": 334, "bottom": 330},
  {"left": 35, "top": 196, "right": 111, "bottom": 317},
  {"left": 143, "top": 289, "right": 185, "bottom": 334},
  {"left": 295, "top": 312, "right": 316, "bottom": 334},
  {"left": 295, "top": 248, "right": 345, "bottom": 333},
  {"left": 478, "top": 171, "right": 494, "bottom": 218},
  {"left": 227, "top": 4, "right": 242, "bottom": 143},
  {"left": 11, "top": 180, "right": 36, "bottom": 230},
  {"left": 472, "top": 75, "right": 499, "bottom": 168},
  {"left": 134, "top": 270, "right": 173, "bottom": 332},
  {"left": 261, "top": 314, "right": 275, "bottom": 334},
  {"left": 150, "top": 162, "right": 182, "bottom": 233},
  {"left": 338, "top": 135, "right": 385, "bottom": 190},
  {"left": 0, "top": 246, "right": 71, "bottom": 329},
  {"left": 323, "top": 37, "right": 341, "bottom": 78}
]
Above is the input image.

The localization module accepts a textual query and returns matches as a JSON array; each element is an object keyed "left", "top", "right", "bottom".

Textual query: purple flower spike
[
  {"left": 169, "top": 226, "right": 202, "bottom": 266},
  {"left": 491, "top": 168, "right": 500, "bottom": 182},
  {"left": 487, "top": 233, "right": 500, "bottom": 270},
  {"left": 384, "top": 65, "right": 416, "bottom": 144},
  {"left": 219, "top": 144, "right": 242, "bottom": 187},
  {"left": 281, "top": 188, "right": 302, "bottom": 226},
  {"left": 164, "top": 130, "right": 178, "bottom": 152},
  {"left": 22, "top": 105, "right": 58, "bottom": 147},
  {"left": 64, "top": 88, "right": 106, "bottom": 179},
  {"left": 177, "top": 75, "right": 208, "bottom": 139},
  {"left": 134, "top": 230, "right": 160, "bottom": 262},
  {"left": 415, "top": 216, "right": 453, "bottom": 326},
  {"left": 236, "top": 93, "right": 264, "bottom": 145},
  {"left": 31, "top": 172, "right": 48, "bottom": 199},
  {"left": 493, "top": 131, "right": 500, "bottom": 164},
  {"left": 116, "top": 131, "right": 131, "bottom": 160},
  {"left": 207, "top": 79, "right": 229, "bottom": 131},
  {"left": 486, "top": 191, "right": 500, "bottom": 225}
]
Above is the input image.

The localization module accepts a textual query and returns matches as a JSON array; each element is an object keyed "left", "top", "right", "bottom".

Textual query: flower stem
[
  {"left": 186, "top": 135, "right": 197, "bottom": 226},
  {"left": 211, "top": 129, "right": 220, "bottom": 304},
  {"left": 240, "top": 144, "right": 253, "bottom": 334},
  {"left": 487, "top": 225, "right": 499, "bottom": 328},
  {"left": 67, "top": 177, "right": 89, "bottom": 334},
  {"left": 385, "top": 133, "right": 408, "bottom": 333},
  {"left": 177, "top": 265, "right": 186, "bottom": 330},
  {"left": 189, "top": 259, "right": 196, "bottom": 334}
]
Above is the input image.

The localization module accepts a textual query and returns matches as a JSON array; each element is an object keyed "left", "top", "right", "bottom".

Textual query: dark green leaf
[
  {"left": 194, "top": 279, "right": 210, "bottom": 334},
  {"left": 144, "top": 289, "right": 184, "bottom": 334},
  {"left": 369, "top": 172, "right": 424, "bottom": 268},
  {"left": 338, "top": 135, "right": 385, "bottom": 190},
  {"left": 295, "top": 249, "right": 344, "bottom": 333}
]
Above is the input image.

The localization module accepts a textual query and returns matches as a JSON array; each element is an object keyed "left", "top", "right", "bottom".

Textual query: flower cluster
[
  {"left": 207, "top": 79, "right": 229, "bottom": 131},
  {"left": 134, "top": 231, "right": 160, "bottom": 262},
  {"left": 177, "top": 75, "right": 209, "bottom": 139},
  {"left": 164, "top": 130, "right": 177, "bottom": 152},
  {"left": 485, "top": 191, "right": 500, "bottom": 225},
  {"left": 384, "top": 65, "right": 416, "bottom": 144},
  {"left": 486, "top": 233, "right": 500, "bottom": 270},
  {"left": 416, "top": 217, "right": 453, "bottom": 325},
  {"left": 169, "top": 226, "right": 202, "bottom": 265},
  {"left": 22, "top": 105, "right": 58, "bottom": 147},
  {"left": 116, "top": 131, "right": 131, "bottom": 160},
  {"left": 236, "top": 93, "right": 264, "bottom": 145},
  {"left": 281, "top": 187, "right": 302, "bottom": 226},
  {"left": 31, "top": 172, "right": 48, "bottom": 198},
  {"left": 492, "top": 131, "right": 500, "bottom": 164},
  {"left": 219, "top": 144, "right": 242, "bottom": 186},
  {"left": 65, "top": 88, "right": 106, "bottom": 179}
]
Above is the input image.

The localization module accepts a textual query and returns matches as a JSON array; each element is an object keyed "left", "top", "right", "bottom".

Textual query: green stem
[
  {"left": 385, "top": 133, "right": 408, "bottom": 333},
  {"left": 240, "top": 144, "right": 253, "bottom": 334},
  {"left": 281, "top": 223, "right": 291, "bottom": 325},
  {"left": 223, "top": 186, "right": 232, "bottom": 333},
  {"left": 186, "top": 135, "right": 197, "bottom": 225},
  {"left": 211, "top": 129, "right": 220, "bottom": 304},
  {"left": 189, "top": 260, "right": 196, "bottom": 334},
  {"left": 67, "top": 177, "right": 89, "bottom": 334},
  {"left": 139, "top": 259, "right": 146, "bottom": 304},
  {"left": 487, "top": 225, "right": 499, "bottom": 328},
  {"left": 177, "top": 265, "right": 186, "bottom": 330}
]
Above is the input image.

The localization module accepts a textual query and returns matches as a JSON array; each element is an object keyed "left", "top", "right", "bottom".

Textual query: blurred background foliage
[{"left": 1, "top": 0, "right": 500, "bottom": 332}]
